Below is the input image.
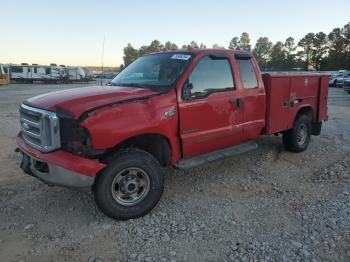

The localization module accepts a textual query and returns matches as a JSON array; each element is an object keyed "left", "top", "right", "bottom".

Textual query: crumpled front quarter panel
[{"left": 81, "top": 89, "right": 180, "bottom": 160}]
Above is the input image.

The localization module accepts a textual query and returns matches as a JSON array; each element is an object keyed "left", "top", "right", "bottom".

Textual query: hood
[{"left": 26, "top": 85, "right": 157, "bottom": 119}]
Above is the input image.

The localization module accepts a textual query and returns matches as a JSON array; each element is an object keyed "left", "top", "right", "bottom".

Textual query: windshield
[{"left": 111, "top": 52, "right": 193, "bottom": 92}]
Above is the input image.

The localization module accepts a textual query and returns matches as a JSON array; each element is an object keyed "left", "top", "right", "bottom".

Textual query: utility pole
[{"left": 101, "top": 36, "right": 105, "bottom": 86}]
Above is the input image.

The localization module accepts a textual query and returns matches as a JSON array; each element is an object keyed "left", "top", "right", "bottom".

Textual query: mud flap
[{"left": 312, "top": 122, "right": 322, "bottom": 136}]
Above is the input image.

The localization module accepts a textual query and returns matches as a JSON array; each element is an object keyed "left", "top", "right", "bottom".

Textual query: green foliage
[
  {"left": 297, "top": 33, "right": 315, "bottom": 70},
  {"left": 164, "top": 41, "right": 179, "bottom": 50},
  {"left": 284, "top": 37, "right": 298, "bottom": 69},
  {"left": 239, "top": 32, "right": 251, "bottom": 51},
  {"left": 228, "top": 37, "right": 239, "bottom": 50},
  {"left": 325, "top": 23, "right": 350, "bottom": 70},
  {"left": 253, "top": 37, "right": 273, "bottom": 70},
  {"left": 190, "top": 41, "right": 199, "bottom": 48},
  {"left": 269, "top": 41, "right": 286, "bottom": 70},
  {"left": 123, "top": 43, "right": 139, "bottom": 67},
  {"left": 229, "top": 33, "right": 251, "bottom": 51},
  {"left": 121, "top": 22, "right": 350, "bottom": 71}
]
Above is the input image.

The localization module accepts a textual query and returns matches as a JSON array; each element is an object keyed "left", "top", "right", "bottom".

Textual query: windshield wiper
[{"left": 111, "top": 82, "right": 149, "bottom": 88}]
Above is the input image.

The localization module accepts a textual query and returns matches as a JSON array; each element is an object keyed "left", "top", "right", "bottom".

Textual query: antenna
[{"left": 101, "top": 36, "right": 105, "bottom": 86}]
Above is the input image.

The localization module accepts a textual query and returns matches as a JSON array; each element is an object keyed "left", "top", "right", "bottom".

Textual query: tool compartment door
[
  {"left": 263, "top": 74, "right": 291, "bottom": 134},
  {"left": 318, "top": 76, "right": 329, "bottom": 121}
]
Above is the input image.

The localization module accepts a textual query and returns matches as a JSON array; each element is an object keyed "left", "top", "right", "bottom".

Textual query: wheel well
[
  {"left": 296, "top": 107, "right": 313, "bottom": 122},
  {"left": 101, "top": 134, "right": 172, "bottom": 167}
]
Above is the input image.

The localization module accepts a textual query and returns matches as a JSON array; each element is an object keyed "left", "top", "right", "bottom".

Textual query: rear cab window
[{"left": 236, "top": 57, "right": 258, "bottom": 89}]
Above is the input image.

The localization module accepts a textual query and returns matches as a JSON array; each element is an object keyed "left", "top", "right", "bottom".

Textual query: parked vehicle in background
[
  {"left": 7, "top": 64, "right": 95, "bottom": 84},
  {"left": 83, "top": 68, "right": 94, "bottom": 81},
  {"left": 9, "top": 64, "right": 65, "bottom": 83},
  {"left": 329, "top": 70, "right": 350, "bottom": 87},
  {"left": 95, "top": 72, "right": 117, "bottom": 79},
  {"left": 0, "top": 64, "right": 10, "bottom": 85},
  {"left": 64, "top": 67, "right": 86, "bottom": 82},
  {"left": 343, "top": 78, "right": 350, "bottom": 94},
  {"left": 17, "top": 49, "right": 329, "bottom": 220}
]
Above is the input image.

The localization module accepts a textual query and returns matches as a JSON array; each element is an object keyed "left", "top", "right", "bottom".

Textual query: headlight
[{"left": 59, "top": 118, "right": 92, "bottom": 156}]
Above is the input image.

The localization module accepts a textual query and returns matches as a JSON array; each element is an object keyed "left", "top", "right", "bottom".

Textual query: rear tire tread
[{"left": 283, "top": 114, "right": 311, "bottom": 152}]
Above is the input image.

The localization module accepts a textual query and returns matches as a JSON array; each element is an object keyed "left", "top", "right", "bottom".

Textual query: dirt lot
[{"left": 0, "top": 83, "right": 349, "bottom": 262}]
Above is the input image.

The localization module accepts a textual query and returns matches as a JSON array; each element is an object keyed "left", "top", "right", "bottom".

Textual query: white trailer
[
  {"left": 0, "top": 64, "right": 10, "bottom": 85},
  {"left": 10, "top": 64, "right": 65, "bottom": 83},
  {"left": 65, "top": 67, "right": 86, "bottom": 82},
  {"left": 82, "top": 67, "right": 94, "bottom": 81}
]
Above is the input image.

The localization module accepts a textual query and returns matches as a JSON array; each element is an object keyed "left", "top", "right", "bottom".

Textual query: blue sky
[{"left": 1, "top": 0, "right": 349, "bottom": 66}]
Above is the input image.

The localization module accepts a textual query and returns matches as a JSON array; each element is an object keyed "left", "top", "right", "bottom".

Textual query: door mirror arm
[{"left": 182, "top": 80, "right": 193, "bottom": 100}]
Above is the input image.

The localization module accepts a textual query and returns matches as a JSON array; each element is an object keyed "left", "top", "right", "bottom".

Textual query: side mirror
[{"left": 182, "top": 80, "right": 193, "bottom": 99}]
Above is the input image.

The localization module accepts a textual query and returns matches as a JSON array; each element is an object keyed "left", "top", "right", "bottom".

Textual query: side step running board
[{"left": 175, "top": 141, "right": 258, "bottom": 170}]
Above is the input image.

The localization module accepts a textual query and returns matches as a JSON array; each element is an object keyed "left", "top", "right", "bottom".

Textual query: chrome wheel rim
[
  {"left": 111, "top": 167, "right": 150, "bottom": 206},
  {"left": 297, "top": 123, "right": 308, "bottom": 145}
]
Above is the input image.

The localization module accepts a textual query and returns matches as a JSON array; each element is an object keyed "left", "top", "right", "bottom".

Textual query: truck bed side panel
[
  {"left": 263, "top": 73, "right": 329, "bottom": 135},
  {"left": 288, "top": 76, "right": 319, "bottom": 127}
]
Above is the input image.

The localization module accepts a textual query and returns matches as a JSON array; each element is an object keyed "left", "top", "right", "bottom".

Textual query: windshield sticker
[{"left": 171, "top": 54, "right": 192, "bottom": 60}]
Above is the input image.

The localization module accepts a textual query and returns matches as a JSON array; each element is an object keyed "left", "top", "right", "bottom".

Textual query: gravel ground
[{"left": 0, "top": 83, "right": 350, "bottom": 262}]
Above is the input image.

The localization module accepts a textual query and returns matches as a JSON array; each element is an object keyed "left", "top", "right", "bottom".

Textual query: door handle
[{"left": 228, "top": 98, "right": 243, "bottom": 111}]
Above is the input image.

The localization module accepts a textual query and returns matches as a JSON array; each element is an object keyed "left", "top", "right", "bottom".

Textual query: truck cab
[{"left": 17, "top": 49, "right": 329, "bottom": 220}]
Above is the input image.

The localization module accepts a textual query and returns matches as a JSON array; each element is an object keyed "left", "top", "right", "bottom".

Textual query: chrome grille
[{"left": 20, "top": 104, "right": 60, "bottom": 152}]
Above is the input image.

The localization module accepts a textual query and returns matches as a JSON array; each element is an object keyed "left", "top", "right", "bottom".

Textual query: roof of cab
[{"left": 147, "top": 48, "right": 251, "bottom": 56}]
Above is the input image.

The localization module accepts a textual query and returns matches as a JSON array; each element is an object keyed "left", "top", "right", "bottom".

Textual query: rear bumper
[{"left": 17, "top": 133, "right": 106, "bottom": 191}]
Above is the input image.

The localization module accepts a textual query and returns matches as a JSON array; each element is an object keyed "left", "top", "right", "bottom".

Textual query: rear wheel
[
  {"left": 94, "top": 149, "right": 164, "bottom": 220},
  {"left": 283, "top": 114, "right": 311, "bottom": 152}
]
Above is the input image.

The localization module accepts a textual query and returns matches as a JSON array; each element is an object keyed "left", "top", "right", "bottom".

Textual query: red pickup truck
[{"left": 17, "top": 49, "right": 329, "bottom": 220}]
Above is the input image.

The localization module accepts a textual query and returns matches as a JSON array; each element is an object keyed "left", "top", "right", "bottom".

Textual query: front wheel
[
  {"left": 283, "top": 114, "right": 311, "bottom": 152},
  {"left": 94, "top": 149, "right": 164, "bottom": 220}
]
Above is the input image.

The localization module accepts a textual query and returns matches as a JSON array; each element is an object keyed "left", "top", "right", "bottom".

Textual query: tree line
[{"left": 121, "top": 22, "right": 350, "bottom": 71}]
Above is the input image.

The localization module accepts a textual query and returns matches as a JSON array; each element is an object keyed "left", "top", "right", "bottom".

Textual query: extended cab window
[
  {"left": 184, "top": 56, "right": 234, "bottom": 99},
  {"left": 236, "top": 58, "right": 258, "bottom": 89}
]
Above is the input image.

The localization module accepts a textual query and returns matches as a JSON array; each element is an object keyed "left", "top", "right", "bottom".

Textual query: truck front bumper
[{"left": 17, "top": 133, "right": 106, "bottom": 191}]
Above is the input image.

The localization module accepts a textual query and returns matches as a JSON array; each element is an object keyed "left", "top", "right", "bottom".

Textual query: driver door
[{"left": 178, "top": 54, "right": 244, "bottom": 158}]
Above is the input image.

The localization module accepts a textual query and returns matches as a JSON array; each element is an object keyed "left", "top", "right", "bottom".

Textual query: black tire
[
  {"left": 94, "top": 148, "right": 164, "bottom": 220},
  {"left": 347, "top": 91, "right": 350, "bottom": 94},
  {"left": 334, "top": 80, "right": 337, "bottom": 87},
  {"left": 283, "top": 114, "right": 311, "bottom": 152}
]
